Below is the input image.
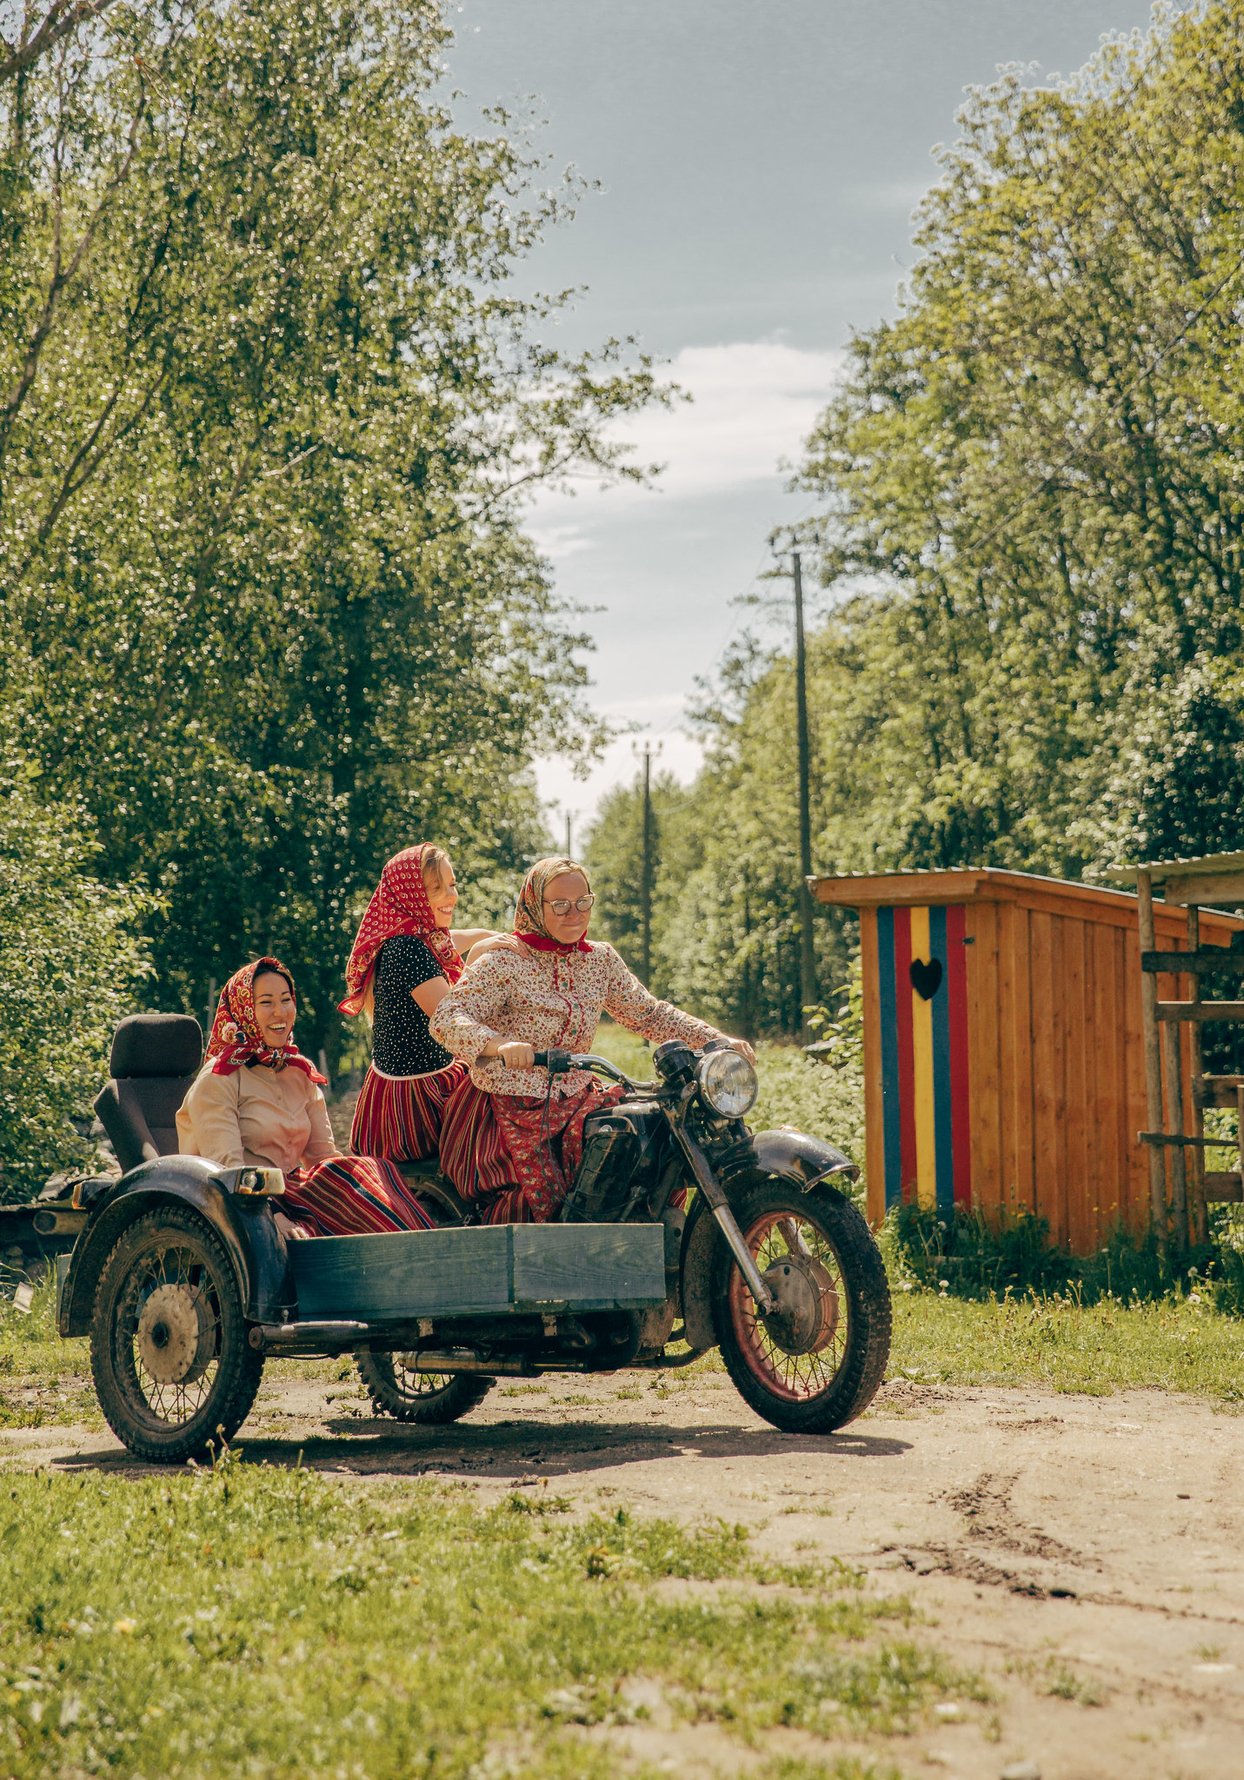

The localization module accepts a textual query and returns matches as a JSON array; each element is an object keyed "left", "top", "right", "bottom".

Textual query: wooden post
[
  {"left": 1136, "top": 871, "right": 1168, "bottom": 1243},
  {"left": 1162, "top": 1009, "right": 1188, "bottom": 1250},
  {"left": 1186, "top": 905, "right": 1207, "bottom": 1245}
]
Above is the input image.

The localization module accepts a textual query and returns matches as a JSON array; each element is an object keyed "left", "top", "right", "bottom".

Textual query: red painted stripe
[
  {"left": 892, "top": 907, "right": 917, "bottom": 1203},
  {"left": 946, "top": 904, "right": 973, "bottom": 1206}
]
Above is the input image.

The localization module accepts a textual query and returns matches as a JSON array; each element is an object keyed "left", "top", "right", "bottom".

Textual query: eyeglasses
[{"left": 543, "top": 894, "right": 596, "bottom": 915}]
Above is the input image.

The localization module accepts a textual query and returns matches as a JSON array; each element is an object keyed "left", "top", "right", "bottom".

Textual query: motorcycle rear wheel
[
  {"left": 710, "top": 1177, "right": 891, "bottom": 1435},
  {"left": 356, "top": 1352, "right": 495, "bottom": 1425}
]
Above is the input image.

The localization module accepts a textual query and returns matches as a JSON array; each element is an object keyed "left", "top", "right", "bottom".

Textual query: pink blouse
[{"left": 428, "top": 941, "right": 724, "bottom": 1099}]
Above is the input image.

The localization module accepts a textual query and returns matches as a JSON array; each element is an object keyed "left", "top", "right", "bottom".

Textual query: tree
[
  {"left": 1, "top": 0, "right": 669, "bottom": 1062},
  {"left": 0, "top": 713, "right": 152, "bottom": 1203}
]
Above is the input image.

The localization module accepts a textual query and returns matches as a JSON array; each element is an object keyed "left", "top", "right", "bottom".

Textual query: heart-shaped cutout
[{"left": 910, "top": 957, "right": 943, "bottom": 1001}]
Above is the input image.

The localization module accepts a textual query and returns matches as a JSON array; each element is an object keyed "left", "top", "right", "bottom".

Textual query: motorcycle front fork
[{"left": 673, "top": 1127, "right": 776, "bottom": 1314}]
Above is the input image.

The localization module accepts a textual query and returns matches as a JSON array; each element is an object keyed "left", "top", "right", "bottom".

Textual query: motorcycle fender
[
  {"left": 58, "top": 1157, "right": 295, "bottom": 1338},
  {"left": 752, "top": 1128, "right": 859, "bottom": 1188},
  {"left": 678, "top": 1133, "right": 860, "bottom": 1353}
]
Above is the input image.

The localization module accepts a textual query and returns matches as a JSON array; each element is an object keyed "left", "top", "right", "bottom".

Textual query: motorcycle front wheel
[{"left": 709, "top": 1177, "right": 891, "bottom": 1435}]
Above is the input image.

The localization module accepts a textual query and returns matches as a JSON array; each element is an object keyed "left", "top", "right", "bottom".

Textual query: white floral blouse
[{"left": 428, "top": 941, "right": 725, "bottom": 1099}]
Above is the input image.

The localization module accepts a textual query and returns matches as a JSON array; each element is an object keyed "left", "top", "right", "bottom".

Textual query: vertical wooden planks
[
  {"left": 860, "top": 908, "right": 886, "bottom": 1227},
  {"left": 966, "top": 900, "right": 1002, "bottom": 1224},
  {"left": 996, "top": 900, "right": 1020, "bottom": 1222},
  {"left": 1060, "top": 917, "right": 1090, "bottom": 1255},
  {"left": 1086, "top": 920, "right": 1118, "bottom": 1248},
  {"left": 1029, "top": 911, "right": 1060, "bottom": 1244},
  {"left": 1009, "top": 901, "right": 1035, "bottom": 1219}
]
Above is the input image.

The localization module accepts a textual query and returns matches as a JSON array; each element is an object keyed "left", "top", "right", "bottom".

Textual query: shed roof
[
  {"left": 808, "top": 866, "right": 1244, "bottom": 929},
  {"left": 1109, "top": 848, "right": 1244, "bottom": 889}
]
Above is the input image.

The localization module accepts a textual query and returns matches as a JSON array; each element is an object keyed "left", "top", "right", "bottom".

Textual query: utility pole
[
  {"left": 635, "top": 740, "right": 660, "bottom": 983},
  {"left": 564, "top": 810, "right": 573, "bottom": 858},
  {"left": 791, "top": 550, "right": 817, "bottom": 1038},
  {"left": 640, "top": 744, "right": 654, "bottom": 983}
]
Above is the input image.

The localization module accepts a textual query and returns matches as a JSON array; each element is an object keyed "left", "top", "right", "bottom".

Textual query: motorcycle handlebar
[{"left": 532, "top": 1049, "right": 637, "bottom": 1087}]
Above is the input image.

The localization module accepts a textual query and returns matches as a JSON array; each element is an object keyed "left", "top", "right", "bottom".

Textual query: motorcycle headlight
[{"left": 696, "top": 1048, "right": 758, "bottom": 1118}]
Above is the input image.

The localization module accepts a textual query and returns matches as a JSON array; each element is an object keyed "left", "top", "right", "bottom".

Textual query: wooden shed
[{"left": 810, "top": 869, "right": 1244, "bottom": 1251}]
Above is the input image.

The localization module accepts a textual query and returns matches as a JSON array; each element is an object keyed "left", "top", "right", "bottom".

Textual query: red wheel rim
[{"left": 726, "top": 1210, "right": 847, "bottom": 1403}]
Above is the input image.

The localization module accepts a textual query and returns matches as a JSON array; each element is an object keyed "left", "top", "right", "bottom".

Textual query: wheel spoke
[{"left": 727, "top": 1207, "right": 850, "bottom": 1404}]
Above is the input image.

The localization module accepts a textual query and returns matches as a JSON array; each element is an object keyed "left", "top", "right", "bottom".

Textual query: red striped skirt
[
  {"left": 349, "top": 1061, "right": 466, "bottom": 1161},
  {"left": 438, "top": 1076, "right": 624, "bottom": 1223},
  {"left": 279, "top": 1155, "right": 436, "bottom": 1238}
]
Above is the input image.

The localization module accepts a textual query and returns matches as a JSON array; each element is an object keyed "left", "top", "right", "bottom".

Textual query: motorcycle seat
[{"left": 93, "top": 1013, "right": 204, "bottom": 1175}]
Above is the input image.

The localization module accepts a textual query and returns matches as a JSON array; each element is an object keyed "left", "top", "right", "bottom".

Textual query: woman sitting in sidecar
[
  {"left": 429, "top": 855, "right": 753, "bottom": 1223},
  {"left": 178, "top": 957, "right": 433, "bottom": 1237}
]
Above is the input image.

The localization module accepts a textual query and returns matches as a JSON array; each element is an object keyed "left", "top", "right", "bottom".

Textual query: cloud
[{"left": 528, "top": 338, "right": 844, "bottom": 556}]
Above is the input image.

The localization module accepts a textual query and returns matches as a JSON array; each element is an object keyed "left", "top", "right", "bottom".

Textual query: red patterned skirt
[
  {"left": 349, "top": 1061, "right": 466, "bottom": 1161},
  {"left": 438, "top": 1076, "right": 624, "bottom": 1223},
  {"left": 279, "top": 1155, "right": 436, "bottom": 1238}
]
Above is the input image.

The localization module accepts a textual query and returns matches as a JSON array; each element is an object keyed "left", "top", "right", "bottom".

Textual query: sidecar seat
[{"left": 93, "top": 1014, "right": 204, "bottom": 1175}]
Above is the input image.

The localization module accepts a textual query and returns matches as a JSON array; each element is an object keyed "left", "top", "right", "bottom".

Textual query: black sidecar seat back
[{"left": 93, "top": 1014, "right": 204, "bottom": 1175}]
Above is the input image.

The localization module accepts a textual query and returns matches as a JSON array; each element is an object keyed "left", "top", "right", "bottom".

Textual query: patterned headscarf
[
  {"left": 206, "top": 957, "right": 327, "bottom": 1082},
  {"left": 513, "top": 856, "right": 594, "bottom": 955},
  {"left": 339, "top": 843, "right": 464, "bottom": 1017}
]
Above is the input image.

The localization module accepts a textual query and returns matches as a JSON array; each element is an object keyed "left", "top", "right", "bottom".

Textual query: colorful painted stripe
[{"left": 875, "top": 905, "right": 972, "bottom": 1214}]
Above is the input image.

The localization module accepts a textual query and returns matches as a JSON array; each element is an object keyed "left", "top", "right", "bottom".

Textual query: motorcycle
[{"left": 54, "top": 1018, "right": 892, "bottom": 1462}]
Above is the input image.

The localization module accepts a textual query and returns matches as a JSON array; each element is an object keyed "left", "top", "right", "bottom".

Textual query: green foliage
[
  {"left": 886, "top": 1201, "right": 1244, "bottom": 1318},
  {"left": 603, "top": 2, "right": 1244, "bottom": 1036},
  {"left": 0, "top": 1465, "right": 978, "bottom": 1776},
  {"left": 0, "top": 722, "right": 152, "bottom": 1204},
  {"left": 0, "top": 0, "right": 667, "bottom": 1064}
]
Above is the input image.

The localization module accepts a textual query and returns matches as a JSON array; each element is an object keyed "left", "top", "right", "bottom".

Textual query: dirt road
[{"left": 4, "top": 1367, "right": 1243, "bottom": 1779}]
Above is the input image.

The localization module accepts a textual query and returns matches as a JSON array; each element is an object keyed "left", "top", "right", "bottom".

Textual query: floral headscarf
[
  {"left": 206, "top": 957, "right": 327, "bottom": 1082},
  {"left": 513, "top": 856, "right": 594, "bottom": 955},
  {"left": 339, "top": 843, "right": 464, "bottom": 1017}
]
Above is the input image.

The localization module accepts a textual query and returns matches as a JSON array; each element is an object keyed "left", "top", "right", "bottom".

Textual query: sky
[{"left": 442, "top": 0, "right": 1161, "bottom": 842}]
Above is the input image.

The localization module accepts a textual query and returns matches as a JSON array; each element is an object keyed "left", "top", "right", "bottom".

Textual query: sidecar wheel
[
  {"left": 710, "top": 1178, "right": 891, "bottom": 1435},
  {"left": 90, "top": 1204, "right": 263, "bottom": 1464},
  {"left": 356, "top": 1352, "right": 495, "bottom": 1425}
]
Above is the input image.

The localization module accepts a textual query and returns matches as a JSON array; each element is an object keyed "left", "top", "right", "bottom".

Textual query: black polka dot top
[{"left": 370, "top": 937, "right": 457, "bottom": 1078}]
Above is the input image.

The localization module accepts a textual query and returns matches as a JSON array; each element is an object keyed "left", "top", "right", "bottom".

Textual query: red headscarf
[
  {"left": 339, "top": 843, "right": 464, "bottom": 1017},
  {"left": 206, "top": 957, "right": 327, "bottom": 1083},
  {"left": 513, "top": 856, "right": 594, "bottom": 956}
]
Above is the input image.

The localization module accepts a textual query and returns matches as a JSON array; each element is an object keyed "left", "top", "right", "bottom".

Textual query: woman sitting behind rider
[
  {"left": 429, "top": 856, "right": 752, "bottom": 1224},
  {"left": 177, "top": 957, "right": 433, "bottom": 1238},
  {"left": 340, "top": 842, "right": 505, "bottom": 1161}
]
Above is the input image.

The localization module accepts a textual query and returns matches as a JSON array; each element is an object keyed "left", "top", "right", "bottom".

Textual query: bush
[
  {"left": 886, "top": 1200, "right": 1244, "bottom": 1315},
  {"left": 0, "top": 732, "right": 153, "bottom": 1204}
]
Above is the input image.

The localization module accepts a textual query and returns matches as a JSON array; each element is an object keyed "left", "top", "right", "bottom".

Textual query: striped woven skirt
[
  {"left": 438, "top": 1077, "right": 624, "bottom": 1223},
  {"left": 349, "top": 1061, "right": 466, "bottom": 1161},
  {"left": 279, "top": 1155, "right": 436, "bottom": 1238}
]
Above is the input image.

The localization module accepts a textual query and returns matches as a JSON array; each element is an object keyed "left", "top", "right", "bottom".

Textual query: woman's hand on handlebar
[
  {"left": 725, "top": 1036, "right": 756, "bottom": 1064},
  {"left": 497, "top": 1040, "right": 536, "bottom": 1070}
]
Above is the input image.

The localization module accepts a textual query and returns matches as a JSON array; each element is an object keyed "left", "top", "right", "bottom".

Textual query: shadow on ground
[{"left": 53, "top": 1413, "right": 911, "bottom": 1480}]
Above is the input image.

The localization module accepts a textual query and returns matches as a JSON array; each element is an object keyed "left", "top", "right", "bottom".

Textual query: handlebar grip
[{"left": 532, "top": 1048, "right": 573, "bottom": 1075}]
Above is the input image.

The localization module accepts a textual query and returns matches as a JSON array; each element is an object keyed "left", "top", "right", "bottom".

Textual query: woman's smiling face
[
  {"left": 424, "top": 857, "right": 459, "bottom": 929},
  {"left": 251, "top": 970, "right": 296, "bottom": 1048},
  {"left": 542, "top": 870, "right": 592, "bottom": 946}
]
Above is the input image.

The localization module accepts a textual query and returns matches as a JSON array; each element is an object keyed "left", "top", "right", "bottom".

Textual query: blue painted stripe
[
  {"left": 876, "top": 907, "right": 902, "bottom": 1208},
  {"left": 929, "top": 905, "right": 955, "bottom": 1218}
]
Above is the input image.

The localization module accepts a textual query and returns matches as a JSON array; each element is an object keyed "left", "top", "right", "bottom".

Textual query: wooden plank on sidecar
[
  {"left": 510, "top": 1223, "right": 666, "bottom": 1311},
  {"left": 289, "top": 1226, "right": 513, "bottom": 1321},
  {"left": 288, "top": 1222, "right": 666, "bottom": 1322}
]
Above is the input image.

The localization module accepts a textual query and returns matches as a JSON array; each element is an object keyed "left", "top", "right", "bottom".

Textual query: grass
[
  {"left": 888, "top": 1285, "right": 1244, "bottom": 1406},
  {"left": 0, "top": 1458, "right": 979, "bottom": 1779}
]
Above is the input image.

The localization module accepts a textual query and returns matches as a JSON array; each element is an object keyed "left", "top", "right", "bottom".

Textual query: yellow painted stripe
[{"left": 909, "top": 905, "right": 937, "bottom": 1210}]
